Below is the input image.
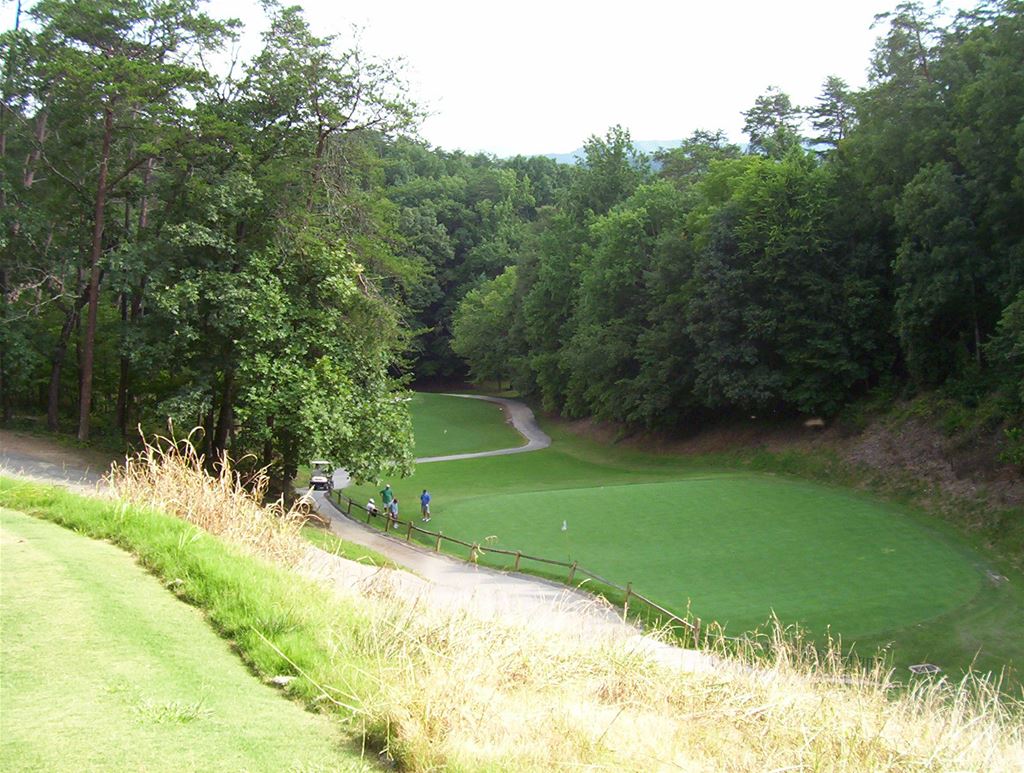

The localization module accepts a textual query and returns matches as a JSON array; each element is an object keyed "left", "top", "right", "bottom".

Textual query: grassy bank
[
  {"left": 0, "top": 507, "right": 369, "bottom": 772},
  {"left": 0, "top": 477, "right": 381, "bottom": 724},
  {"left": 3, "top": 475, "right": 1022, "bottom": 771}
]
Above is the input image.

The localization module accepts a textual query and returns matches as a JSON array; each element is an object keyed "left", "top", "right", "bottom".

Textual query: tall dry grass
[
  {"left": 349, "top": 588, "right": 1024, "bottom": 771},
  {"left": 105, "top": 432, "right": 307, "bottom": 565}
]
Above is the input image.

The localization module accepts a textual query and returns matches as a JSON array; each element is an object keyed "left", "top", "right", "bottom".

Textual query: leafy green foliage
[
  {"left": 5, "top": 0, "right": 1024, "bottom": 472},
  {"left": 3, "top": 0, "right": 417, "bottom": 491},
  {"left": 742, "top": 86, "right": 803, "bottom": 159},
  {"left": 445, "top": 1, "right": 1024, "bottom": 435},
  {"left": 451, "top": 267, "right": 520, "bottom": 385}
]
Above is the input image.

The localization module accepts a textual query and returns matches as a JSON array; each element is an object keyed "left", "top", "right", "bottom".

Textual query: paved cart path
[{"left": 0, "top": 431, "right": 110, "bottom": 491}]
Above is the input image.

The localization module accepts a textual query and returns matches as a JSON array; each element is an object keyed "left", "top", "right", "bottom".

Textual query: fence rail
[{"left": 329, "top": 491, "right": 703, "bottom": 639}]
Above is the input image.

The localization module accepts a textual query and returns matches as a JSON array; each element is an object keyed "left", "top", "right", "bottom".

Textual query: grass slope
[
  {"left": 0, "top": 507, "right": 371, "bottom": 772},
  {"left": 411, "top": 392, "right": 523, "bottom": 457},
  {"left": 345, "top": 396, "right": 1021, "bottom": 681},
  {"left": 3, "top": 478, "right": 1020, "bottom": 770}
]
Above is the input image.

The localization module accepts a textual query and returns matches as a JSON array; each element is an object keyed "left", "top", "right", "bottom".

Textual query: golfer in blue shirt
[{"left": 420, "top": 489, "right": 431, "bottom": 522}]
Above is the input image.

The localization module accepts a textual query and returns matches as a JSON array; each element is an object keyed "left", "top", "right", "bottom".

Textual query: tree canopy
[{"left": 4, "top": 0, "right": 1023, "bottom": 480}]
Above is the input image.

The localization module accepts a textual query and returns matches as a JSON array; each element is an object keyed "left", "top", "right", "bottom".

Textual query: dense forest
[{"left": 3, "top": 0, "right": 1023, "bottom": 490}]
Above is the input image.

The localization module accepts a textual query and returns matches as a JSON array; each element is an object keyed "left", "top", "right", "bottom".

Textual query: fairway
[
  {"left": 0, "top": 508, "right": 369, "bottom": 772},
  {"left": 340, "top": 392, "right": 1021, "bottom": 677},
  {"left": 411, "top": 392, "right": 523, "bottom": 457},
  {"left": 437, "top": 477, "right": 980, "bottom": 637}
]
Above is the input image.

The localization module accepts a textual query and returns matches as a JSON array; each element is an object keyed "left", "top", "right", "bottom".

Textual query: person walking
[
  {"left": 420, "top": 489, "right": 432, "bottom": 522},
  {"left": 388, "top": 497, "right": 400, "bottom": 528},
  {"left": 380, "top": 483, "right": 394, "bottom": 510}
]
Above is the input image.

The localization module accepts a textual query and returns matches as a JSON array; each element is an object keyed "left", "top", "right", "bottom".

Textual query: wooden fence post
[
  {"left": 623, "top": 582, "right": 632, "bottom": 621},
  {"left": 567, "top": 561, "right": 577, "bottom": 584},
  {"left": 406, "top": 521, "right": 413, "bottom": 542},
  {"left": 514, "top": 551, "right": 521, "bottom": 572},
  {"left": 435, "top": 532, "right": 442, "bottom": 552},
  {"left": 366, "top": 508, "right": 372, "bottom": 524}
]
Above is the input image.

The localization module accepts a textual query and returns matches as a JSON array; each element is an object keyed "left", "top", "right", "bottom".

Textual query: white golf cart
[{"left": 308, "top": 460, "right": 334, "bottom": 492}]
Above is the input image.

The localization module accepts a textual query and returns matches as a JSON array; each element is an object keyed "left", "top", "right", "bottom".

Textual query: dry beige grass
[
  {"left": 345, "top": 583, "right": 1024, "bottom": 772},
  {"left": 105, "top": 433, "right": 307, "bottom": 565}
]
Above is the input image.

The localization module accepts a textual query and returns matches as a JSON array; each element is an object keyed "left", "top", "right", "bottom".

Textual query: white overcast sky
[
  {"left": 6, "top": 0, "right": 942, "bottom": 156},
  {"left": 278, "top": 0, "right": 896, "bottom": 156}
]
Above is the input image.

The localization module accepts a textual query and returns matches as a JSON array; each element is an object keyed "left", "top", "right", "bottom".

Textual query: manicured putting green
[
  {"left": 342, "top": 393, "right": 1012, "bottom": 674},
  {"left": 436, "top": 476, "right": 981, "bottom": 637},
  {"left": 348, "top": 393, "right": 988, "bottom": 644},
  {"left": 411, "top": 392, "right": 523, "bottom": 457},
  {"left": 0, "top": 508, "right": 368, "bottom": 772}
]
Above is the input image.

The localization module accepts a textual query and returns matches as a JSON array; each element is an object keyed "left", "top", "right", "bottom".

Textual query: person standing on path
[{"left": 420, "top": 489, "right": 431, "bottom": 522}]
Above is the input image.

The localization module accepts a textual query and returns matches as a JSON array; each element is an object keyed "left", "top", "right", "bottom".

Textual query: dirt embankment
[
  {"left": 557, "top": 408, "right": 1024, "bottom": 524},
  {"left": 842, "top": 418, "right": 1024, "bottom": 509}
]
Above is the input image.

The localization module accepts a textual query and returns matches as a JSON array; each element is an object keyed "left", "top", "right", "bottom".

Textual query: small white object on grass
[{"left": 561, "top": 520, "right": 567, "bottom": 532}]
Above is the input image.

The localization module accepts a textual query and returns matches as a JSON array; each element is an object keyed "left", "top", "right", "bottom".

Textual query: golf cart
[{"left": 308, "top": 460, "right": 334, "bottom": 492}]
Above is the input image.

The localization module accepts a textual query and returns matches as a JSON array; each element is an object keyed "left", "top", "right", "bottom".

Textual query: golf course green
[
  {"left": 346, "top": 393, "right": 1020, "bottom": 678},
  {"left": 438, "top": 477, "right": 980, "bottom": 637}
]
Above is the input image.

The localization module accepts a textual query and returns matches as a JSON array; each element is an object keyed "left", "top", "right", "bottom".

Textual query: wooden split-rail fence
[{"left": 330, "top": 492, "right": 703, "bottom": 643}]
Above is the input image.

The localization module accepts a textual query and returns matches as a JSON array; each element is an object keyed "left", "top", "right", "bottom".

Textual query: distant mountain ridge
[{"left": 542, "top": 139, "right": 684, "bottom": 165}]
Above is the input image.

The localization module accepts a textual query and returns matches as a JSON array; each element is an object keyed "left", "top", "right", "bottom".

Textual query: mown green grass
[
  {"left": 345, "top": 395, "right": 1022, "bottom": 682},
  {"left": 411, "top": 392, "right": 523, "bottom": 457},
  {"left": 0, "top": 506, "right": 373, "bottom": 772},
  {"left": 441, "top": 478, "right": 980, "bottom": 638},
  {"left": 0, "top": 478, "right": 397, "bottom": 767}
]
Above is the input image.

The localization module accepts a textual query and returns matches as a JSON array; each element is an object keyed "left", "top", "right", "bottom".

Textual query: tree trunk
[
  {"left": 261, "top": 414, "right": 275, "bottom": 470},
  {"left": 305, "top": 127, "right": 330, "bottom": 211},
  {"left": 0, "top": 0, "right": 23, "bottom": 211},
  {"left": 116, "top": 158, "right": 155, "bottom": 438},
  {"left": 115, "top": 292, "right": 129, "bottom": 436},
  {"left": 202, "top": 407, "right": 215, "bottom": 463},
  {"left": 281, "top": 437, "right": 299, "bottom": 504},
  {"left": 0, "top": 267, "right": 10, "bottom": 423},
  {"left": 211, "top": 367, "right": 236, "bottom": 467},
  {"left": 46, "top": 292, "right": 89, "bottom": 432},
  {"left": 22, "top": 109, "right": 48, "bottom": 189},
  {"left": 77, "top": 104, "right": 114, "bottom": 442}
]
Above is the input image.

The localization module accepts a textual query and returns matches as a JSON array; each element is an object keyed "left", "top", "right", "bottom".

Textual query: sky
[
  {"left": 6, "top": 0, "right": 905, "bottom": 157},
  {"left": 265, "top": 0, "right": 893, "bottom": 156}
]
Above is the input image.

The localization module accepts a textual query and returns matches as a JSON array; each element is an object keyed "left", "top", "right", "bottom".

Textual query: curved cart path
[
  {"left": 308, "top": 488, "right": 713, "bottom": 671},
  {"left": 413, "top": 394, "right": 551, "bottom": 463}
]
